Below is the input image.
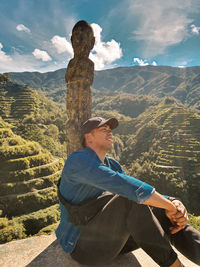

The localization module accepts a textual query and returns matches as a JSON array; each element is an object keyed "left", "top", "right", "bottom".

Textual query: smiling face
[{"left": 85, "top": 124, "right": 114, "bottom": 152}]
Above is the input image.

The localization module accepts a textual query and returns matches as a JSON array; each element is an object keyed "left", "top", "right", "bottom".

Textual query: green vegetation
[
  {"left": 93, "top": 93, "right": 160, "bottom": 119},
  {"left": 0, "top": 204, "right": 60, "bottom": 243},
  {"left": 0, "top": 158, "right": 63, "bottom": 183},
  {"left": 94, "top": 95, "right": 200, "bottom": 215},
  {"left": 38, "top": 222, "right": 59, "bottom": 234},
  {"left": 189, "top": 214, "right": 200, "bottom": 232},
  {"left": 0, "top": 75, "right": 67, "bottom": 158},
  {"left": 13, "top": 204, "right": 60, "bottom": 236},
  {"left": 8, "top": 65, "right": 200, "bottom": 110},
  {"left": 1, "top": 68, "right": 200, "bottom": 244},
  {"left": 116, "top": 101, "right": 200, "bottom": 215},
  {"left": 0, "top": 218, "right": 26, "bottom": 244},
  {"left": 0, "top": 110, "right": 64, "bottom": 243}
]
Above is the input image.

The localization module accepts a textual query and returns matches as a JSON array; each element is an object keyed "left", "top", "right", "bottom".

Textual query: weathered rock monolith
[{"left": 66, "top": 20, "right": 95, "bottom": 155}]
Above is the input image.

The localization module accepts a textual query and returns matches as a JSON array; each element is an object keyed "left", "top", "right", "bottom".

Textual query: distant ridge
[{"left": 7, "top": 65, "right": 200, "bottom": 110}]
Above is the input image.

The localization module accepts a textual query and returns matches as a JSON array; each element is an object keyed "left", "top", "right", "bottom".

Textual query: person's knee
[
  {"left": 127, "top": 202, "right": 155, "bottom": 225},
  {"left": 130, "top": 201, "right": 150, "bottom": 213},
  {"left": 114, "top": 196, "right": 150, "bottom": 214},
  {"left": 111, "top": 195, "right": 132, "bottom": 210}
]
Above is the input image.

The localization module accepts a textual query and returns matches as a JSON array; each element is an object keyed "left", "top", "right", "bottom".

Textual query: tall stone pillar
[{"left": 65, "top": 21, "right": 95, "bottom": 155}]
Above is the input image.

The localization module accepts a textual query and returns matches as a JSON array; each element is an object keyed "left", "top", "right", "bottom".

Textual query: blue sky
[{"left": 1, "top": 0, "right": 200, "bottom": 73}]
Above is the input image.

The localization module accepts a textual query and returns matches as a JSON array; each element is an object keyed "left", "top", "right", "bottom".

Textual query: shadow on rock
[{"left": 27, "top": 239, "right": 142, "bottom": 267}]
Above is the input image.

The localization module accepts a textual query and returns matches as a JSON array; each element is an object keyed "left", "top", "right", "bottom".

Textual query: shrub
[
  {"left": 0, "top": 158, "right": 63, "bottom": 183},
  {"left": 14, "top": 204, "right": 60, "bottom": 236},
  {"left": 0, "top": 152, "right": 54, "bottom": 172},
  {"left": 1, "top": 187, "right": 58, "bottom": 217},
  {"left": 0, "top": 142, "right": 41, "bottom": 161},
  {"left": 189, "top": 214, "right": 200, "bottom": 232},
  {"left": 0, "top": 128, "right": 13, "bottom": 139},
  {"left": 0, "top": 217, "right": 9, "bottom": 229},
  {"left": 0, "top": 157, "right": 30, "bottom": 171},
  {"left": 8, "top": 136, "right": 26, "bottom": 146},
  {"left": 0, "top": 171, "right": 61, "bottom": 196},
  {"left": 0, "top": 222, "right": 26, "bottom": 244},
  {"left": 28, "top": 153, "right": 53, "bottom": 167},
  {"left": 39, "top": 222, "right": 59, "bottom": 234}
]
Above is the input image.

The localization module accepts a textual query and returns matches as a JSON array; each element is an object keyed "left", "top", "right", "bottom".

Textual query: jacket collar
[{"left": 85, "top": 147, "right": 110, "bottom": 167}]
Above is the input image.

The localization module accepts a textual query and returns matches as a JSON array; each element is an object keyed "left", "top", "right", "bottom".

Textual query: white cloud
[
  {"left": 191, "top": 24, "right": 200, "bottom": 35},
  {"left": 174, "top": 59, "right": 190, "bottom": 68},
  {"left": 0, "top": 52, "right": 66, "bottom": 73},
  {"left": 32, "top": 49, "right": 52, "bottom": 62},
  {"left": 0, "top": 43, "right": 12, "bottom": 63},
  {"left": 91, "top": 23, "right": 102, "bottom": 44},
  {"left": 133, "top": 58, "right": 149, "bottom": 66},
  {"left": 89, "top": 53, "right": 104, "bottom": 70},
  {"left": 16, "top": 24, "right": 31, "bottom": 33},
  {"left": 51, "top": 35, "right": 73, "bottom": 55},
  {"left": 133, "top": 57, "right": 157, "bottom": 66},
  {"left": 127, "top": 0, "right": 195, "bottom": 57},
  {"left": 89, "top": 23, "right": 122, "bottom": 70}
]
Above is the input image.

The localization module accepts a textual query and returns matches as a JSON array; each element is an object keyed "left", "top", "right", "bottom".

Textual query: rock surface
[{"left": 0, "top": 233, "right": 199, "bottom": 267}]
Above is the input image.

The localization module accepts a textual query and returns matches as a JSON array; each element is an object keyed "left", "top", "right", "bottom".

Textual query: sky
[{"left": 1, "top": 0, "right": 200, "bottom": 73}]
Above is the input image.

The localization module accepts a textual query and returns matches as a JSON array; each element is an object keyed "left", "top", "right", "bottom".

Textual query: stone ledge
[{"left": 0, "top": 233, "right": 198, "bottom": 267}]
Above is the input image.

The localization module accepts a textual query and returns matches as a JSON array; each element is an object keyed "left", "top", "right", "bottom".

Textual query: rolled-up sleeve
[{"left": 65, "top": 153, "right": 155, "bottom": 204}]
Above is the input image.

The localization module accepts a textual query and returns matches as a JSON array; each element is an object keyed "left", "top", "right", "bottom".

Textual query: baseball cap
[{"left": 81, "top": 116, "right": 119, "bottom": 135}]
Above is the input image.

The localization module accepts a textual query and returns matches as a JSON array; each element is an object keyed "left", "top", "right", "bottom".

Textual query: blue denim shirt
[{"left": 55, "top": 147, "right": 155, "bottom": 253}]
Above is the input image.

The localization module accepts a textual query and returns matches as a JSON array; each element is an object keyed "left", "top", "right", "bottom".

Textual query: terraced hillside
[
  {"left": 8, "top": 65, "right": 200, "bottom": 109},
  {"left": 0, "top": 74, "right": 39, "bottom": 125},
  {"left": 153, "top": 107, "right": 200, "bottom": 213},
  {"left": 0, "top": 117, "right": 64, "bottom": 243},
  {"left": 0, "top": 73, "right": 67, "bottom": 158},
  {"left": 120, "top": 100, "right": 200, "bottom": 214}
]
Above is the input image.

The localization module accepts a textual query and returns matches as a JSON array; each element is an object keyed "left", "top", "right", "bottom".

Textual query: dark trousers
[{"left": 70, "top": 193, "right": 200, "bottom": 266}]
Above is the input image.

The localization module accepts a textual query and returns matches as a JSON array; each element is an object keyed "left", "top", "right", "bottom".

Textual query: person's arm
[
  {"left": 143, "top": 191, "right": 177, "bottom": 212},
  {"left": 114, "top": 159, "right": 189, "bottom": 234},
  {"left": 65, "top": 152, "right": 155, "bottom": 204},
  {"left": 143, "top": 192, "right": 189, "bottom": 234}
]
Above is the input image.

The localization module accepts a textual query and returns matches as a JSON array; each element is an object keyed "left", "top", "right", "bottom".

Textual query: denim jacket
[{"left": 55, "top": 147, "right": 155, "bottom": 253}]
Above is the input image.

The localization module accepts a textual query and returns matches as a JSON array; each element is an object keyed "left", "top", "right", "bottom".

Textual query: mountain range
[{"left": 8, "top": 65, "right": 200, "bottom": 110}]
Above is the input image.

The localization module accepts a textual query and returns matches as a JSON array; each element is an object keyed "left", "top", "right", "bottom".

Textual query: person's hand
[
  {"left": 165, "top": 206, "right": 177, "bottom": 230},
  {"left": 167, "top": 200, "right": 189, "bottom": 234}
]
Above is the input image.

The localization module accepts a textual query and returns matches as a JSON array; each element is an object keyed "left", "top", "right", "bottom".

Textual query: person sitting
[{"left": 56, "top": 116, "right": 200, "bottom": 267}]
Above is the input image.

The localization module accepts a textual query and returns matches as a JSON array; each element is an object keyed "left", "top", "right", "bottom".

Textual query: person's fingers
[
  {"left": 176, "top": 206, "right": 185, "bottom": 213},
  {"left": 176, "top": 221, "right": 187, "bottom": 228},
  {"left": 170, "top": 227, "right": 180, "bottom": 234},
  {"left": 168, "top": 200, "right": 188, "bottom": 234},
  {"left": 172, "top": 200, "right": 182, "bottom": 206},
  {"left": 165, "top": 210, "right": 178, "bottom": 224},
  {"left": 173, "top": 211, "right": 185, "bottom": 219},
  {"left": 170, "top": 214, "right": 188, "bottom": 233},
  {"left": 173, "top": 211, "right": 188, "bottom": 222},
  {"left": 177, "top": 217, "right": 188, "bottom": 224},
  {"left": 170, "top": 224, "right": 185, "bottom": 234},
  {"left": 172, "top": 201, "right": 186, "bottom": 212}
]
